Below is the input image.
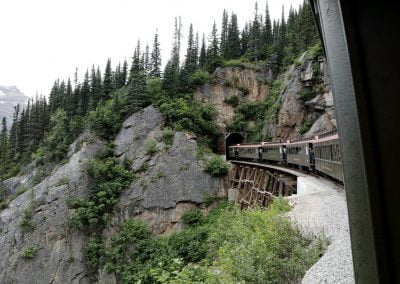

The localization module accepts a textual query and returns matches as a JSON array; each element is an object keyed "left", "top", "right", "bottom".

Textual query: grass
[
  {"left": 145, "top": 139, "right": 158, "bottom": 156},
  {"left": 21, "top": 245, "right": 39, "bottom": 259}
]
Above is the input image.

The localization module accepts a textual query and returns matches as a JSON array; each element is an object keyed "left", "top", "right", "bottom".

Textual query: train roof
[{"left": 228, "top": 132, "right": 339, "bottom": 148}]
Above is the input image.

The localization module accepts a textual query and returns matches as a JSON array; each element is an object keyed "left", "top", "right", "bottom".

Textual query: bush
[
  {"left": 182, "top": 210, "right": 204, "bottom": 227},
  {"left": 161, "top": 128, "right": 174, "bottom": 146},
  {"left": 299, "top": 87, "right": 317, "bottom": 102},
  {"left": 158, "top": 97, "right": 218, "bottom": 149},
  {"left": 68, "top": 155, "right": 133, "bottom": 230},
  {"left": 300, "top": 119, "right": 314, "bottom": 135},
  {"left": 207, "top": 198, "right": 326, "bottom": 283},
  {"left": 189, "top": 70, "right": 211, "bottom": 88},
  {"left": 19, "top": 202, "right": 36, "bottom": 232},
  {"left": 309, "top": 43, "right": 324, "bottom": 59},
  {"left": 21, "top": 245, "right": 39, "bottom": 259},
  {"left": 223, "top": 95, "right": 239, "bottom": 107},
  {"left": 204, "top": 156, "right": 229, "bottom": 176},
  {"left": 222, "top": 58, "right": 247, "bottom": 69},
  {"left": 82, "top": 199, "right": 325, "bottom": 283},
  {"left": 145, "top": 139, "right": 158, "bottom": 155},
  {"left": 237, "top": 85, "right": 250, "bottom": 96}
]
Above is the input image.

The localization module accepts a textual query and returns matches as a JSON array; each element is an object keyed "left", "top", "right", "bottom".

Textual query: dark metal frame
[{"left": 311, "top": 1, "right": 400, "bottom": 282}]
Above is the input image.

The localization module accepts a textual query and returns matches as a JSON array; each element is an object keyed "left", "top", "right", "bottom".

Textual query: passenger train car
[{"left": 227, "top": 131, "right": 343, "bottom": 182}]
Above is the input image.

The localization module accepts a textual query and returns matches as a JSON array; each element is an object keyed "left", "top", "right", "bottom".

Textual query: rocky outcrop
[
  {"left": 0, "top": 132, "right": 104, "bottom": 283},
  {"left": 267, "top": 53, "right": 336, "bottom": 140},
  {"left": 111, "top": 106, "right": 223, "bottom": 235},
  {"left": 0, "top": 106, "right": 224, "bottom": 282},
  {"left": 195, "top": 64, "right": 274, "bottom": 131}
]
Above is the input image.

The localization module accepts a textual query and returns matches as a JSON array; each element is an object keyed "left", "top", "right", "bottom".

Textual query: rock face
[
  {"left": 195, "top": 53, "right": 336, "bottom": 143},
  {"left": 0, "top": 106, "right": 223, "bottom": 282},
  {"left": 0, "top": 132, "right": 104, "bottom": 283},
  {"left": 112, "top": 106, "right": 223, "bottom": 234},
  {"left": 271, "top": 54, "right": 336, "bottom": 140},
  {"left": 195, "top": 64, "right": 274, "bottom": 131},
  {"left": 0, "top": 86, "right": 29, "bottom": 127}
]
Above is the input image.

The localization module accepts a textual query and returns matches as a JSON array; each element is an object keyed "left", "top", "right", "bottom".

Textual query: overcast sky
[{"left": 0, "top": 0, "right": 303, "bottom": 97}]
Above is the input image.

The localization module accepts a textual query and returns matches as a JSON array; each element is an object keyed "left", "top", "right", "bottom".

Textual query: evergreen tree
[
  {"left": 206, "top": 21, "right": 220, "bottom": 69},
  {"left": 221, "top": 9, "right": 229, "bottom": 59},
  {"left": 0, "top": 117, "right": 8, "bottom": 174},
  {"left": 103, "top": 58, "right": 114, "bottom": 99},
  {"left": 80, "top": 70, "right": 90, "bottom": 114},
  {"left": 226, "top": 13, "right": 241, "bottom": 59},
  {"left": 127, "top": 43, "right": 149, "bottom": 112},
  {"left": 150, "top": 32, "right": 162, "bottom": 78},
  {"left": 247, "top": 2, "right": 262, "bottom": 61},
  {"left": 262, "top": 1, "right": 273, "bottom": 59},
  {"left": 143, "top": 44, "right": 151, "bottom": 75},
  {"left": 162, "top": 17, "right": 182, "bottom": 95},
  {"left": 199, "top": 34, "right": 207, "bottom": 69}
]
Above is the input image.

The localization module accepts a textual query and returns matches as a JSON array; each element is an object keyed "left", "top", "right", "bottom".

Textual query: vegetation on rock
[{"left": 85, "top": 199, "right": 326, "bottom": 283}]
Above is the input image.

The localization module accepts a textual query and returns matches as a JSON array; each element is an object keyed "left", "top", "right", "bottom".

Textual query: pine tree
[
  {"left": 127, "top": 42, "right": 149, "bottom": 112},
  {"left": 150, "top": 32, "right": 162, "bottom": 78},
  {"left": 199, "top": 34, "right": 207, "bottom": 69},
  {"left": 247, "top": 2, "right": 262, "bottom": 61},
  {"left": 162, "top": 17, "right": 182, "bottom": 95},
  {"left": 226, "top": 13, "right": 241, "bottom": 59},
  {"left": 206, "top": 21, "right": 220, "bottom": 69},
  {"left": 103, "top": 58, "right": 114, "bottom": 100},
  {"left": 80, "top": 70, "right": 90, "bottom": 114},
  {"left": 262, "top": 1, "right": 273, "bottom": 59},
  {"left": 221, "top": 9, "right": 229, "bottom": 59},
  {"left": 0, "top": 117, "right": 8, "bottom": 174}
]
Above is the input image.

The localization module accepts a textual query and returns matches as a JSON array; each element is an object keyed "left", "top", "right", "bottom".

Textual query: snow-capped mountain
[{"left": 0, "top": 86, "right": 29, "bottom": 128}]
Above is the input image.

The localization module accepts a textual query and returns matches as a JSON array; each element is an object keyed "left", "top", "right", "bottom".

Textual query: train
[{"left": 227, "top": 131, "right": 344, "bottom": 182}]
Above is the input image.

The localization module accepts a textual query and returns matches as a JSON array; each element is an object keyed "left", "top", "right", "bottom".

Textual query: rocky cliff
[
  {"left": 195, "top": 50, "right": 336, "bottom": 141},
  {"left": 0, "top": 86, "right": 29, "bottom": 127},
  {"left": 0, "top": 106, "right": 223, "bottom": 283},
  {"left": 195, "top": 63, "right": 274, "bottom": 132}
]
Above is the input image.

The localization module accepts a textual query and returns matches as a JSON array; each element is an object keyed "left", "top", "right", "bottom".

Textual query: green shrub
[
  {"left": 21, "top": 245, "right": 39, "bottom": 259},
  {"left": 222, "top": 58, "right": 246, "bottom": 68},
  {"left": 182, "top": 210, "right": 204, "bottom": 227},
  {"left": 300, "top": 87, "right": 317, "bottom": 102},
  {"left": 158, "top": 97, "right": 218, "bottom": 150},
  {"left": 309, "top": 43, "right": 324, "bottom": 59},
  {"left": 161, "top": 128, "right": 174, "bottom": 146},
  {"left": 237, "top": 85, "right": 250, "bottom": 96},
  {"left": 15, "top": 185, "right": 28, "bottom": 196},
  {"left": 87, "top": 89, "right": 128, "bottom": 139},
  {"left": 204, "top": 156, "right": 229, "bottom": 176},
  {"left": 19, "top": 202, "right": 36, "bottom": 232},
  {"left": 145, "top": 139, "right": 158, "bottom": 155},
  {"left": 207, "top": 198, "right": 326, "bottom": 283},
  {"left": 167, "top": 226, "right": 209, "bottom": 263},
  {"left": 189, "top": 70, "right": 211, "bottom": 88},
  {"left": 223, "top": 80, "right": 234, "bottom": 88},
  {"left": 300, "top": 119, "right": 314, "bottom": 135},
  {"left": 68, "top": 155, "right": 133, "bottom": 230},
  {"left": 81, "top": 199, "right": 325, "bottom": 283},
  {"left": 223, "top": 95, "right": 239, "bottom": 107}
]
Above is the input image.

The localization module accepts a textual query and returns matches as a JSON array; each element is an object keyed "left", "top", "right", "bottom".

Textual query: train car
[
  {"left": 286, "top": 139, "right": 314, "bottom": 169},
  {"left": 261, "top": 142, "right": 286, "bottom": 164},
  {"left": 227, "top": 144, "right": 260, "bottom": 161},
  {"left": 313, "top": 133, "right": 344, "bottom": 182}
]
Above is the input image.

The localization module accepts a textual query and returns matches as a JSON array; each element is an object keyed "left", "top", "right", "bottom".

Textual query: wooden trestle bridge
[{"left": 228, "top": 161, "right": 300, "bottom": 209}]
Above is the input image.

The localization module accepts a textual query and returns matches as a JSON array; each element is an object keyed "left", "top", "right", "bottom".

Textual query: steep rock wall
[
  {"left": 0, "top": 106, "right": 223, "bottom": 283},
  {"left": 195, "top": 64, "right": 274, "bottom": 131}
]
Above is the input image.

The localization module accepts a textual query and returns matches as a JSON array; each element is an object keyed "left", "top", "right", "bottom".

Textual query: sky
[{"left": 0, "top": 0, "right": 303, "bottom": 97}]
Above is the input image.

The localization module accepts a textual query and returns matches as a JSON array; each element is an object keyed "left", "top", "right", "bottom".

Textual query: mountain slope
[{"left": 0, "top": 86, "right": 28, "bottom": 127}]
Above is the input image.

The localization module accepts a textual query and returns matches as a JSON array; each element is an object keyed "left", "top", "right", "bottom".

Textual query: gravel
[{"left": 287, "top": 177, "right": 355, "bottom": 284}]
